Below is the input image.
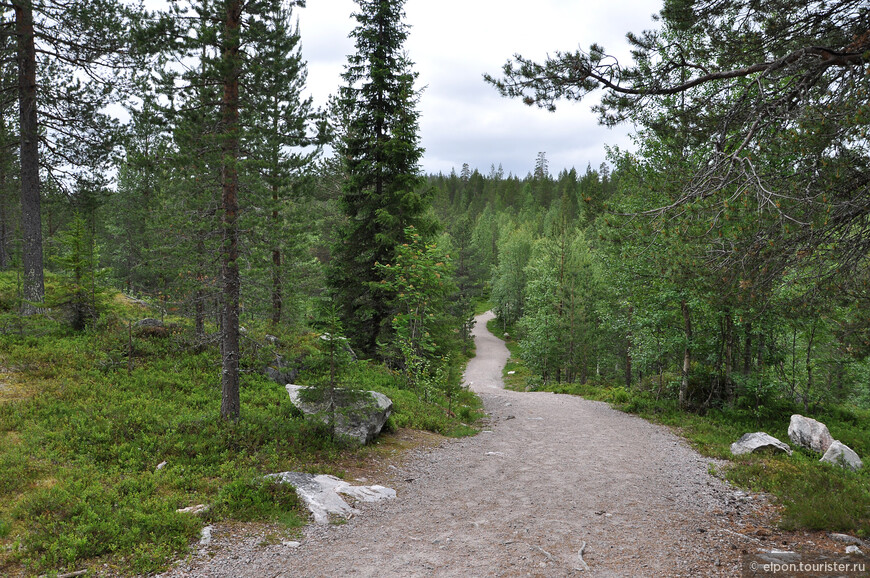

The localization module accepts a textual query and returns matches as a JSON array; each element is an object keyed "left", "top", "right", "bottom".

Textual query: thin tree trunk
[
  {"left": 271, "top": 184, "right": 282, "bottom": 325},
  {"left": 194, "top": 237, "right": 206, "bottom": 339},
  {"left": 757, "top": 332, "right": 765, "bottom": 374},
  {"left": 15, "top": 0, "right": 44, "bottom": 314},
  {"left": 743, "top": 322, "right": 752, "bottom": 375},
  {"left": 625, "top": 304, "right": 633, "bottom": 388},
  {"left": 0, "top": 173, "right": 7, "bottom": 270},
  {"left": 804, "top": 321, "right": 817, "bottom": 413},
  {"left": 724, "top": 310, "right": 734, "bottom": 403},
  {"left": 0, "top": 115, "right": 9, "bottom": 270},
  {"left": 220, "top": 0, "right": 242, "bottom": 421},
  {"left": 680, "top": 299, "right": 692, "bottom": 409}
]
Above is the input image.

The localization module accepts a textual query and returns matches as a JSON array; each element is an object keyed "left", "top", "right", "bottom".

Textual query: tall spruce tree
[{"left": 329, "top": 0, "right": 433, "bottom": 357}]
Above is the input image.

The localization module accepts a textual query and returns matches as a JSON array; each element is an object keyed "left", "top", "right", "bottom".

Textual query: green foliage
[
  {"left": 0, "top": 277, "right": 483, "bottom": 574},
  {"left": 211, "top": 474, "right": 304, "bottom": 526},
  {"left": 12, "top": 467, "right": 201, "bottom": 574},
  {"left": 727, "top": 454, "right": 870, "bottom": 535},
  {"left": 47, "top": 213, "right": 107, "bottom": 330},
  {"left": 490, "top": 224, "right": 533, "bottom": 326},
  {"left": 376, "top": 227, "right": 456, "bottom": 396}
]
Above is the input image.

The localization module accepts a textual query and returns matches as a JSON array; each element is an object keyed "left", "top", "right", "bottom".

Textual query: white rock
[
  {"left": 730, "top": 432, "right": 793, "bottom": 456},
  {"left": 199, "top": 525, "right": 213, "bottom": 546},
  {"left": 846, "top": 545, "right": 862, "bottom": 554},
  {"left": 829, "top": 533, "right": 866, "bottom": 546},
  {"left": 820, "top": 440, "right": 863, "bottom": 471},
  {"left": 176, "top": 504, "right": 209, "bottom": 515},
  {"left": 156, "top": 460, "right": 167, "bottom": 471},
  {"left": 788, "top": 414, "right": 834, "bottom": 454},
  {"left": 282, "top": 541, "right": 301, "bottom": 548},
  {"left": 268, "top": 472, "right": 396, "bottom": 524}
]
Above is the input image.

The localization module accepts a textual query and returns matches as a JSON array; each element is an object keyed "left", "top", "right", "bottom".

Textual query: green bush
[{"left": 211, "top": 474, "right": 304, "bottom": 526}]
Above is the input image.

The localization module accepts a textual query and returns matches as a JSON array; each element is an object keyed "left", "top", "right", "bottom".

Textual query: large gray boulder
[
  {"left": 286, "top": 384, "right": 392, "bottom": 444},
  {"left": 820, "top": 441, "right": 863, "bottom": 471},
  {"left": 788, "top": 414, "right": 834, "bottom": 454},
  {"left": 730, "top": 432, "right": 793, "bottom": 456},
  {"left": 264, "top": 354, "right": 299, "bottom": 386},
  {"left": 268, "top": 472, "right": 396, "bottom": 524}
]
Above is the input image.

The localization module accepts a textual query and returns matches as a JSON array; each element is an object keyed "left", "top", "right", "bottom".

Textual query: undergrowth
[{"left": 0, "top": 274, "right": 483, "bottom": 576}]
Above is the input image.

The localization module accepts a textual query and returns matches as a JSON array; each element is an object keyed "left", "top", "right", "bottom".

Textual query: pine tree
[
  {"left": 486, "top": 0, "right": 870, "bottom": 288},
  {"left": 7, "top": 0, "right": 133, "bottom": 314},
  {"left": 144, "top": 0, "right": 321, "bottom": 420},
  {"left": 328, "top": 0, "right": 434, "bottom": 356},
  {"left": 243, "top": 2, "right": 324, "bottom": 327},
  {"left": 0, "top": 36, "right": 15, "bottom": 270}
]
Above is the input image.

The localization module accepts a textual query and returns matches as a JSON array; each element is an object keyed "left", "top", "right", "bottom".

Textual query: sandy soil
[{"left": 158, "top": 312, "right": 837, "bottom": 577}]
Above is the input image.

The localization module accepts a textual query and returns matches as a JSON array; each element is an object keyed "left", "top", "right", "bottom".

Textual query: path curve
[{"left": 163, "top": 312, "right": 773, "bottom": 577}]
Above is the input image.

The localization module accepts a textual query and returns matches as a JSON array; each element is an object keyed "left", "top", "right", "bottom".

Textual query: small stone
[
  {"left": 199, "top": 525, "right": 213, "bottom": 546},
  {"left": 156, "top": 460, "right": 167, "bottom": 470},
  {"left": 177, "top": 504, "right": 209, "bottom": 515},
  {"left": 829, "top": 533, "right": 866, "bottom": 546},
  {"left": 282, "top": 541, "right": 301, "bottom": 548},
  {"left": 846, "top": 545, "right": 862, "bottom": 554}
]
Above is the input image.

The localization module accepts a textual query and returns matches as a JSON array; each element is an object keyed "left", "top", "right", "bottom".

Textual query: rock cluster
[{"left": 731, "top": 414, "right": 862, "bottom": 471}]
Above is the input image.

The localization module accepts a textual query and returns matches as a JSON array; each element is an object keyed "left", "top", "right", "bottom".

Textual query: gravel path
[{"left": 161, "top": 311, "right": 781, "bottom": 577}]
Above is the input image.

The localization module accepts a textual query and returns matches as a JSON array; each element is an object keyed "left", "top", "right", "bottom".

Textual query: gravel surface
[{"left": 158, "top": 312, "right": 800, "bottom": 577}]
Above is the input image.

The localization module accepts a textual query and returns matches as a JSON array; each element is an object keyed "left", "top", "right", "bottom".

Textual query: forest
[{"left": 0, "top": 0, "right": 868, "bottom": 574}]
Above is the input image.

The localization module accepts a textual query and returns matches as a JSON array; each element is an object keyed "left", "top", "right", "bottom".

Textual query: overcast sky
[{"left": 296, "top": 0, "right": 664, "bottom": 178}]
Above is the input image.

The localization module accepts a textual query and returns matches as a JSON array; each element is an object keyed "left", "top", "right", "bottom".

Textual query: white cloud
[
  {"left": 298, "top": 0, "right": 662, "bottom": 176},
  {"left": 147, "top": 0, "right": 663, "bottom": 177}
]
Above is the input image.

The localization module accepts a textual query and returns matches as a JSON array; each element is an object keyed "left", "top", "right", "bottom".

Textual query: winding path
[{"left": 164, "top": 311, "right": 773, "bottom": 577}]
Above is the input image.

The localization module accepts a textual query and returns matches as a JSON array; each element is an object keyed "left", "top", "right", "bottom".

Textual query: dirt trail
[{"left": 163, "top": 311, "right": 779, "bottom": 577}]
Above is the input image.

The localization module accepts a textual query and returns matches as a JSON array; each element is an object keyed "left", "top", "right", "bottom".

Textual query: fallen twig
[
  {"left": 532, "top": 545, "right": 554, "bottom": 562},
  {"left": 719, "top": 528, "right": 764, "bottom": 544},
  {"left": 575, "top": 541, "right": 591, "bottom": 573},
  {"left": 56, "top": 571, "right": 88, "bottom": 578}
]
